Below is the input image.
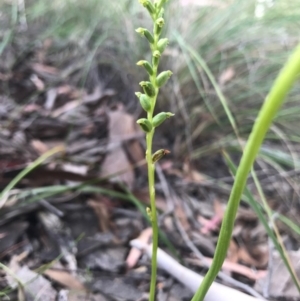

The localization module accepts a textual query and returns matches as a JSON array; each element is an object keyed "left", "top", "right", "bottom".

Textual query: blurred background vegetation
[
  {"left": 1, "top": 0, "right": 300, "bottom": 218},
  {"left": 1, "top": 0, "right": 300, "bottom": 298}
]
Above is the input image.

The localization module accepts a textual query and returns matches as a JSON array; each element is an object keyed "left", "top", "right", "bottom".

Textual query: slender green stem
[
  {"left": 136, "top": 3, "right": 172, "bottom": 300},
  {"left": 148, "top": 33, "right": 159, "bottom": 301},
  {"left": 147, "top": 129, "right": 159, "bottom": 301},
  {"left": 146, "top": 11, "right": 161, "bottom": 299},
  {"left": 192, "top": 43, "right": 300, "bottom": 301}
]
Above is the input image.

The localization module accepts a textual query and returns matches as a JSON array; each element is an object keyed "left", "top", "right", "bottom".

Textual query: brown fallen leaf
[
  {"left": 227, "top": 239, "right": 239, "bottom": 264},
  {"left": 30, "top": 139, "right": 49, "bottom": 155},
  {"left": 255, "top": 250, "right": 300, "bottom": 299},
  {"left": 31, "top": 62, "right": 58, "bottom": 75},
  {"left": 44, "top": 269, "right": 86, "bottom": 291},
  {"left": 51, "top": 99, "right": 82, "bottom": 118},
  {"left": 30, "top": 74, "right": 45, "bottom": 91},
  {"left": 218, "top": 66, "right": 235, "bottom": 86},
  {"left": 101, "top": 109, "right": 140, "bottom": 189},
  {"left": 22, "top": 104, "right": 43, "bottom": 113},
  {"left": 57, "top": 84, "right": 78, "bottom": 96},
  {"left": 183, "top": 161, "right": 207, "bottom": 183},
  {"left": 174, "top": 203, "right": 191, "bottom": 231},
  {"left": 88, "top": 198, "right": 111, "bottom": 232},
  {"left": 125, "top": 137, "right": 145, "bottom": 172},
  {"left": 186, "top": 257, "right": 267, "bottom": 281},
  {"left": 238, "top": 244, "right": 269, "bottom": 268},
  {"left": 236, "top": 207, "right": 258, "bottom": 223},
  {"left": 36, "top": 38, "right": 53, "bottom": 63}
]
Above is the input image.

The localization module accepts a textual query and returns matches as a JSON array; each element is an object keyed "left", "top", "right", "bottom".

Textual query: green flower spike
[
  {"left": 135, "top": 1, "right": 174, "bottom": 301},
  {"left": 156, "top": 70, "right": 173, "bottom": 87},
  {"left": 139, "top": 81, "right": 156, "bottom": 97},
  {"left": 157, "top": 38, "right": 169, "bottom": 54},
  {"left": 137, "top": 60, "right": 154, "bottom": 75},
  {"left": 136, "top": 28, "right": 154, "bottom": 44},
  {"left": 152, "top": 112, "right": 175, "bottom": 127},
  {"left": 137, "top": 118, "right": 153, "bottom": 132},
  {"left": 135, "top": 92, "right": 152, "bottom": 112}
]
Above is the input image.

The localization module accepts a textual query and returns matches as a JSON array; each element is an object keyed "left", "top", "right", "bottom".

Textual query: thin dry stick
[{"left": 130, "top": 239, "right": 266, "bottom": 301}]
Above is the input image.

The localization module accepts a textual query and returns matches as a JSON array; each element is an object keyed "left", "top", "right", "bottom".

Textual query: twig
[{"left": 130, "top": 239, "right": 266, "bottom": 301}]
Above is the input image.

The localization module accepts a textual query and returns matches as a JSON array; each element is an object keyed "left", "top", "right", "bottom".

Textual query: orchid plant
[{"left": 135, "top": 1, "right": 173, "bottom": 300}]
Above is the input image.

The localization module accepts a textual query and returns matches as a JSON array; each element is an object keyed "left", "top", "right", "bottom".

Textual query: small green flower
[
  {"left": 155, "top": 17, "right": 165, "bottom": 35},
  {"left": 157, "top": 38, "right": 169, "bottom": 54},
  {"left": 152, "top": 112, "right": 174, "bottom": 127},
  {"left": 156, "top": 70, "right": 173, "bottom": 87},
  {"left": 135, "top": 93, "right": 152, "bottom": 112},
  {"left": 153, "top": 50, "right": 161, "bottom": 66},
  {"left": 136, "top": 28, "right": 154, "bottom": 44},
  {"left": 153, "top": 50, "right": 161, "bottom": 58},
  {"left": 139, "top": 81, "right": 156, "bottom": 97},
  {"left": 139, "top": 0, "right": 155, "bottom": 15},
  {"left": 137, "top": 60, "right": 154, "bottom": 75},
  {"left": 156, "top": 17, "right": 165, "bottom": 27},
  {"left": 137, "top": 118, "right": 153, "bottom": 132},
  {"left": 146, "top": 206, "right": 152, "bottom": 221}
]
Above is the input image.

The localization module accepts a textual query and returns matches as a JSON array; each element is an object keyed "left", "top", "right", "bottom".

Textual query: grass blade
[{"left": 0, "top": 146, "right": 64, "bottom": 209}]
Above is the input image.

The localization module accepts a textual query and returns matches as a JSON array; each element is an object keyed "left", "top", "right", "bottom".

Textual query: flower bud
[
  {"left": 155, "top": 17, "right": 165, "bottom": 35},
  {"left": 153, "top": 50, "right": 161, "bottom": 66},
  {"left": 135, "top": 28, "right": 154, "bottom": 44},
  {"left": 156, "top": 17, "right": 165, "bottom": 27},
  {"left": 152, "top": 112, "right": 174, "bottom": 127},
  {"left": 137, "top": 118, "right": 153, "bottom": 132},
  {"left": 152, "top": 149, "right": 170, "bottom": 163},
  {"left": 146, "top": 207, "right": 152, "bottom": 221},
  {"left": 135, "top": 92, "right": 142, "bottom": 98},
  {"left": 156, "top": 70, "right": 173, "bottom": 87},
  {"left": 137, "top": 60, "right": 153, "bottom": 76},
  {"left": 157, "top": 38, "right": 169, "bottom": 54},
  {"left": 139, "top": 0, "right": 155, "bottom": 15},
  {"left": 153, "top": 50, "right": 161, "bottom": 58},
  {"left": 139, "top": 81, "right": 156, "bottom": 97},
  {"left": 136, "top": 93, "right": 152, "bottom": 112}
]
